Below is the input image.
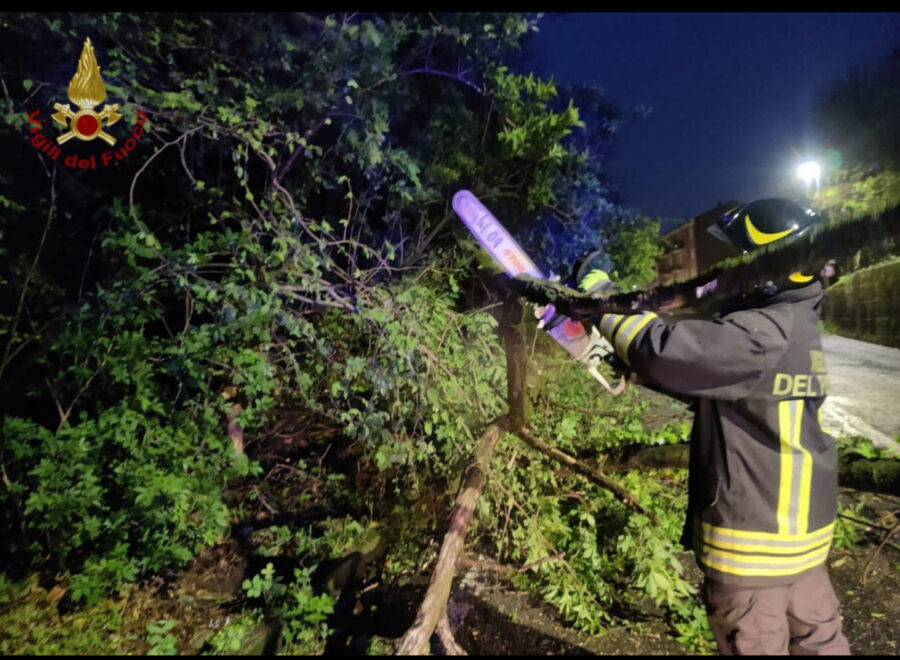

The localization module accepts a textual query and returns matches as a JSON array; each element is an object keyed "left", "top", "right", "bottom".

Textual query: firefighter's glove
[
  {"left": 583, "top": 325, "right": 615, "bottom": 365},
  {"left": 582, "top": 325, "right": 630, "bottom": 395},
  {"left": 511, "top": 274, "right": 604, "bottom": 322}
]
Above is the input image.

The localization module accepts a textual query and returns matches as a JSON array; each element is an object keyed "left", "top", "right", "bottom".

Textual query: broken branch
[
  {"left": 515, "top": 426, "right": 660, "bottom": 524},
  {"left": 396, "top": 420, "right": 505, "bottom": 655}
]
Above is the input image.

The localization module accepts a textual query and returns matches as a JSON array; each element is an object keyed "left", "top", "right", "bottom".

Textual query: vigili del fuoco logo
[{"left": 27, "top": 37, "right": 147, "bottom": 169}]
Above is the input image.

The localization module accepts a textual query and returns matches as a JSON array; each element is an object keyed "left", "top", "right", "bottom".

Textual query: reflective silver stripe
[
  {"left": 599, "top": 313, "right": 623, "bottom": 341},
  {"left": 701, "top": 547, "right": 830, "bottom": 573},
  {"left": 702, "top": 525, "right": 833, "bottom": 551},
  {"left": 699, "top": 535, "right": 831, "bottom": 559},
  {"left": 789, "top": 400, "right": 803, "bottom": 535},
  {"left": 777, "top": 400, "right": 807, "bottom": 535},
  {"left": 614, "top": 312, "right": 657, "bottom": 365},
  {"left": 698, "top": 517, "right": 834, "bottom": 540},
  {"left": 694, "top": 531, "right": 832, "bottom": 576},
  {"left": 613, "top": 315, "right": 644, "bottom": 356}
]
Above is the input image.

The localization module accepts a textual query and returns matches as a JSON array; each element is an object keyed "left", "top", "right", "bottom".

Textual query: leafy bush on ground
[
  {"left": 0, "top": 12, "right": 715, "bottom": 654},
  {"left": 0, "top": 11, "right": 571, "bottom": 598}
]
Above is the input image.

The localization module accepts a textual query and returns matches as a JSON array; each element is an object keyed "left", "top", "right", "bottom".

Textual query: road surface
[{"left": 821, "top": 335, "right": 900, "bottom": 452}]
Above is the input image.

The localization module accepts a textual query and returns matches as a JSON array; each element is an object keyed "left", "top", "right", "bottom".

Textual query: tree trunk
[
  {"left": 603, "top": 442, "right": 900, "bottom": 497},
  {"left": 500, "top": 294, "right": 525, "bottom": 429},
  {"left": 839, "top": 457, "right": 900, "bottom": 496},
  {"left": 395, "top": 421, "right": 504, "bottom": 655},
  {"left": 396, "top": 290, "right": 527, "bottom": 655},
  {"left": 436, "top": 614, "right": 467, "bottom": 655}
]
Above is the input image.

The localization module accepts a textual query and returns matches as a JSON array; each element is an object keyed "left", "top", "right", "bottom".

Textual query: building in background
[{"left": 655, "top": 201, "right": 743, "bottom": 285}]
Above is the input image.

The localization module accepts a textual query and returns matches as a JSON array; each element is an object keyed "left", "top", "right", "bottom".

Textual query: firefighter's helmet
[
  {"left": 572, "top": 249, "right": 619, "bottom": 296},
  {"left": 579, "top": 268, "right": 616, "bottom": 294},
  {"left": 709, "top": 198, "right": 822, "bottom": 253}
]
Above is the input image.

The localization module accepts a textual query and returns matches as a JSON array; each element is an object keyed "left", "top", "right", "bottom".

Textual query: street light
[{"left": 797, "top": 160, "right": 821, "bottom": 194}]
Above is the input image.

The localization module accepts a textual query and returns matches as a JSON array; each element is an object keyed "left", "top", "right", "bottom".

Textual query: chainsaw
[{"left": 451, "top": 190, "right": 626, "bottom": 395}]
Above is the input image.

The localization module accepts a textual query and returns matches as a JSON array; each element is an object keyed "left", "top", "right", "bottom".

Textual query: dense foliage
[
  {"left": 813, "top": 47, "right": 900, "bottom": 172},
  {"left": 816, "top": 167, "right": 900, "bottom": 220},
  {"left": 812, "top": 47, "right": 900, "bottom": 233},
  {"left": 0, "top": 11, "right": 708, "bottom": 653},
  {"left": 603, "top": 216, "right": 664, "bottom": 290}
]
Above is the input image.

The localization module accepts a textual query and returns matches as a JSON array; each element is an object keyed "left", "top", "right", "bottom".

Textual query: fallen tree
[{"left": 396, "top": 295, "right": 659, "bottom": 654}]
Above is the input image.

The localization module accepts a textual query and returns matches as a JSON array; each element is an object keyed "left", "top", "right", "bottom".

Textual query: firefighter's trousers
[{"left": 702, "top": 564, "right": 851, "bottom": 655}]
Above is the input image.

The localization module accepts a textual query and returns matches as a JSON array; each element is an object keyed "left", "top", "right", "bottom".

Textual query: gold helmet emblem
[{"left": 51, "top": 38, "right": 123, "bottom": 145}]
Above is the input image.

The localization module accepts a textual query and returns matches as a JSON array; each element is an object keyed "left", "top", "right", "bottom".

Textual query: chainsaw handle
[{"left": 587, "top": 366, "right": 627, "bottom": 395}]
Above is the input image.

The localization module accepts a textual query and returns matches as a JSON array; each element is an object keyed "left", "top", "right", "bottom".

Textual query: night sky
[{"left": 524, "top": 12, "right": 900, "bottom": 225}]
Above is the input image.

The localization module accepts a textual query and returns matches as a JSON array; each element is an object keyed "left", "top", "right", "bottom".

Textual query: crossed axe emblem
[{"left": 51, "top": 102, "right": 123, "bottom": 146}]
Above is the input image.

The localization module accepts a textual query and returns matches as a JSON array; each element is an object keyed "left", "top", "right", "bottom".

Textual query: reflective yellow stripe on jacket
[
  {"left": 692, "top": 398, "right": 832, "bottom": 579},
  {"left": 599, "top": 312, "right": 657, "bottom": 365},
  {"left": 778, "top": 399, "right": 814, "bottom": 535},
  {"left": 694, "top": 518, "right": 833, "bottom": 578}
]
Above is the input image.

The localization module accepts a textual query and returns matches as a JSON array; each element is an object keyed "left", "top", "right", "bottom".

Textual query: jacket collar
[
  {"left": 761, "top": 281, "right": 824, "bottom": 308},
  {"left": 721, "top": 281, "right": 823, "bottom": 316}
]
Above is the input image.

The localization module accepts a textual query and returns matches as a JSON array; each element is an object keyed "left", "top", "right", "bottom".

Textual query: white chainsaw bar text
[{"left": 451, "top": 190, "right": 623, "bottom": 394}]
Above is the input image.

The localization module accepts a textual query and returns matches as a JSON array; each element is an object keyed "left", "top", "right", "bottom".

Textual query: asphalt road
[{"left": 821, "top": 335, "right": 900, "bottom": 451}]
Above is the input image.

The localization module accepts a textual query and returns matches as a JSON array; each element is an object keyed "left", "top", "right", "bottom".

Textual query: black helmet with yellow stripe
[
  {"left": 710, "top": 198, "right": 821, "bottom": 253},
  {"left": 571, "top": 248, "right": 620, "bottom": 297},
  {"left": 705, "top": 198, "right": 826, "bottom": 304}
]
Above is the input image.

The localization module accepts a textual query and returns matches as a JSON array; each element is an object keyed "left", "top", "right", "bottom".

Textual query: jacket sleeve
[{"left": 597, "top": 310, "right": 786, "bottom": 401}]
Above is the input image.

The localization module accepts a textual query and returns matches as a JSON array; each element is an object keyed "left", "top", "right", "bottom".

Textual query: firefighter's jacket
[{"left": 598, "top": 282, "right": 837, "bottom": 586}]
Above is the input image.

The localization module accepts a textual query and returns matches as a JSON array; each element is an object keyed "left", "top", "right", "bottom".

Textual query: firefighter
[{"left": 582, "top": 199, "right": 850, "bottom": 655}]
